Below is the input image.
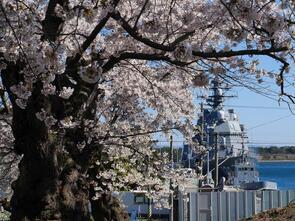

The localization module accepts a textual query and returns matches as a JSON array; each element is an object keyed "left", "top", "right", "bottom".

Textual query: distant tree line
[
  {"left": 255, "top": 146, "right": 295, "bottom": 161},
  {"left": 257, "top": 146, "right": 295, "bottom": 155}
]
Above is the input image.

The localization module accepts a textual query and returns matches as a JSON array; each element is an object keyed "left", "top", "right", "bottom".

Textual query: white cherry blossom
[{"left": 59, "top": 87, "right": 74, "bottom": 99}]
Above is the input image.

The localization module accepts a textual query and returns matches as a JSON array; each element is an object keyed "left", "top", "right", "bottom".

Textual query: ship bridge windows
[{"left": 238, "top": 167, "right": 255, "bottom": 171}]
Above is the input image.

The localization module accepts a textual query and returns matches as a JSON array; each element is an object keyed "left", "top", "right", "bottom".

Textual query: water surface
[{"left": 257, "top": 161, "right": 295, "bottom": 190}]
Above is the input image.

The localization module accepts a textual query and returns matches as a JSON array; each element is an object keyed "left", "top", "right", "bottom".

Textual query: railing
[{"left": 178, "top": 190, "right": 295, "bottom": 221}]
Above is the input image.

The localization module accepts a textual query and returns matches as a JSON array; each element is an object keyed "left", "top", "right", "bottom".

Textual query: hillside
[{"left": 241, "top": 203, "right": 295, "bottom": 221}]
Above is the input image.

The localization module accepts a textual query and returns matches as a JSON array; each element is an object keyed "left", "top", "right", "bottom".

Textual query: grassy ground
[{"left": 241, "top": 203, "right": 295, "bottom": 221}]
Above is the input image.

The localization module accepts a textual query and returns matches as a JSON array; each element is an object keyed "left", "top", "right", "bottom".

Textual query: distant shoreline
[{"left": 258, "top": 160, "right": 295, "bottom": 162}]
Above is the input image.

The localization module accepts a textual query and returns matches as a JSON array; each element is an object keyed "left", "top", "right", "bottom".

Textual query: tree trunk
[
  {"left": 9, "top": 108, "right": 126, "bottom": 221},
  {"left": 9, "top": 104, "right": 90, "bottom": 221},
  {"left": 90, "top": 193, "right": 129, "bottom": 221},
  {"left": 2, "top": 64, "right": 127, "bottom": 221},
  {"left": 10, "top": 144, "right": 90, "bottom": 221}
]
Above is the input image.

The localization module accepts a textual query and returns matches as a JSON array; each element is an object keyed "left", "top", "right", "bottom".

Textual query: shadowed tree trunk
[
  {"left": 9, "top": 108, "right": 90, "bottom": 221},
  {"left": 90, "top": 193, "right": 129, "bottom": 221},
  {"left": 10, "top": 152, "right": 90, "bottom": 221},
  {"left": 1, "top": 61, "right": 127, "bottom": 221},
  {"left": 1, "top": 63, "right": 91, "bottom": 220}
]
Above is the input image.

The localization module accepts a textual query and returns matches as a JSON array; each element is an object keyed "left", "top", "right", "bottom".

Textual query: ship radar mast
[{"left": 205, "top": 76, "right": 235, "bottom": 111}]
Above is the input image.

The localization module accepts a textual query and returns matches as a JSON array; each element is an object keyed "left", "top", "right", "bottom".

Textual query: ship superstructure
[
  {"left": 197, "top": 77, "right": 249, "bottom": 159},
  {"left": 181, "top": 76, "right": 277, "bottom": 190}
]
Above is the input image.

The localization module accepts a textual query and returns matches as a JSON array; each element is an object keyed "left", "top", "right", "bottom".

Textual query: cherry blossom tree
[
  {"left": 0, "top": 0, "right": 295, "bottom": 220},
  {"left": 0, "top": 86, "right": 19, "bottom": 199}
]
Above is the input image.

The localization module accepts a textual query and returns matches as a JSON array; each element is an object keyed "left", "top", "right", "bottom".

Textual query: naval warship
[{"left": 181, "top": 77, "right": 277, "bottom": 191}]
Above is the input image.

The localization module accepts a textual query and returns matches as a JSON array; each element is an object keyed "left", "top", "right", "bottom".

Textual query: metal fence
[{"left": 178, "top": 190, "right": 295, "bottom": 221}]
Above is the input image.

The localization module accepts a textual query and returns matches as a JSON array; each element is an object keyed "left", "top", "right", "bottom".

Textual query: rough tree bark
[
  {"left": 9, "top": 105, "right": 90, "bottom": 221},
  {"left": 90, "top": 193, "right": 129, "bottom": 221},
  {"left": 1, "top": 63, "right": 91, "bottom": 220},
  {"left": 1, "top": 61, "right": 127, "bottom": 221},
  {"left": 10, "top": 145, "right": 90, "bottom": 221}
]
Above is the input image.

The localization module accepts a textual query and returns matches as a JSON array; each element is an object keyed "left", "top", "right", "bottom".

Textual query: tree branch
[
  {"left": 192, "top": 47, "right": 288, "bottom": 58},
  {"left": 111, "top": 10, "right": 194, "bottom": 52},
  {"left": 133, "top": 0, "right": 149, "bottom": 29},
  {"left": 103, "top": 47, "right": 288, "bottom": 73},
  {"left": 72, "top": 0, "right": 120, "bottom": 63},
  {"left": 41, "top": 0, "right": 66, "bottom": 41},
  {"left": 102, "top": 52, "right": 189, "bottom": 72}
]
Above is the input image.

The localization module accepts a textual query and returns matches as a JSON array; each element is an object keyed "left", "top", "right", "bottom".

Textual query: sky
[
  {"left": 225, "top": 55, "right": 295, "bottom": 147},
  {"left": 156, "top": 55, "right": 295, "bottom": 148},
  {"left": 160, "top": 87, "right": 295, "bottom": 148},
  {"left": 225, "top": 86, "right": 295, "bottom": 147}
]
